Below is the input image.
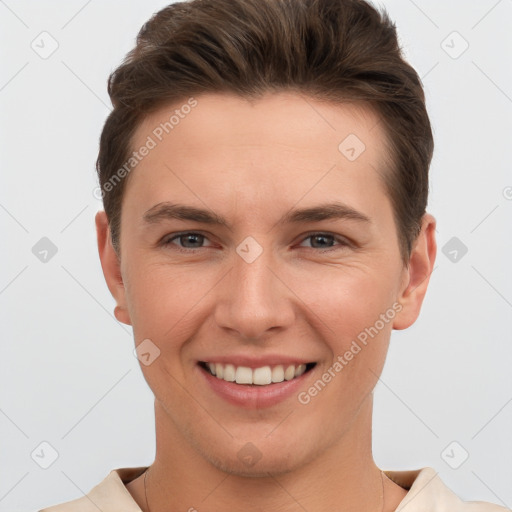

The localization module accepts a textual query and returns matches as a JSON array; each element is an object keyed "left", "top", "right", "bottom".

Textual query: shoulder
[
  {"left": 385, "top": 467, "right": 509, "bottom": 512},
  {"left": 38, "top": 467, "right": 147, "bottom": 512},
  {"left": 39, "top": 498, "right": 97, "bottom": 512}
]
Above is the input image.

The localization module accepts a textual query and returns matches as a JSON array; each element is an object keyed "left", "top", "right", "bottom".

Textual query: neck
[{"left": 140, "top": 395, "right": 397, "bottom": 512}]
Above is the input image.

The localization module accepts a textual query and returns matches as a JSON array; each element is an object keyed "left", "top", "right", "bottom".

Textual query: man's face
[{"left": 105, "top": 92, "right": 424, "bottom": 475}]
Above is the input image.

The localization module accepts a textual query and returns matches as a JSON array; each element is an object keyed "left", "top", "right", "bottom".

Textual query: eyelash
[{"left": 161, "top": 231, "right": 352, "bottom": 253}]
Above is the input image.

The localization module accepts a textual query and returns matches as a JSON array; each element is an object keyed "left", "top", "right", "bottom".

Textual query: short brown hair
[{"left": 96, "top": 0, "right": 434, "bottom": 265}]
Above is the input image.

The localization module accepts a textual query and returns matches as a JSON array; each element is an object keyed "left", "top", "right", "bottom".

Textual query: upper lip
[{"left": 198, "top": 355, "right": 317, "bottom": 369}]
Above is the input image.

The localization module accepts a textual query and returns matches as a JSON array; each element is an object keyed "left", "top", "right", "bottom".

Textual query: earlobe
[
  {"left": 392, "top": 213, "right": 437, "bottom": 330},
  {"left": 95, "top": 211, "right": 132, "bottom": 326}
]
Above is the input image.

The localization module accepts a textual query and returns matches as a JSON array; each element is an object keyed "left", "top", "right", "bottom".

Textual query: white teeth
[
  {"left": 253, "top": 366, "right": 272, "bottom": 385},
  {"left": 271, "top": 365, "right": 284, "bottom": 383},
  {"left": 284, "top": 365, "right": 296, "bottom": 380},
  {"left": 294, "top": 364, "right": 306, "bottom": 377},
  {"left": 223, "top": 364, "right": 236, "bottom": 382},
  {"left": 204, "top": 362, "right": 312, "bottom": 385},
  {"left": 235, "top": 366, "right": 253, "bottom": 384}
]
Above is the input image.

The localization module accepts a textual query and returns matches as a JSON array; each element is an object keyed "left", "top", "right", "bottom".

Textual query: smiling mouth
[{"left": 198, "top": 361, "right": 317, "bottom": 385}]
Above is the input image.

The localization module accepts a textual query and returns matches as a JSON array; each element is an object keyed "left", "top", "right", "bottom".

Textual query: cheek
[
  {"left": 124, "top": 265, "right": 207, "bottom": 402},
  {"left": 293, "top": 270, "right": 397, "bottom": 418},
  {"left": 291, "top": 263, "right": 399, "bottom": 346},
  {"left": 124, "top": 262, "right": 205, "bottom": 345}
]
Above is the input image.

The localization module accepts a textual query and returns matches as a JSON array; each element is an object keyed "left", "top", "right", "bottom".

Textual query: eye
[
  {"left": 298, "top": 232, "right": 351, "bottom": 251},
  {"left": 160, "top": 231, "right": 351, "bottom": 253},
  {"left": 162, "top": 232, "right": 214, "bottom": 252}
]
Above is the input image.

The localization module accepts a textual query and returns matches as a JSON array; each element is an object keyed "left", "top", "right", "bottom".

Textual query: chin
[{"left": 205, "top": 447, "right": 304, "bottom": 478}]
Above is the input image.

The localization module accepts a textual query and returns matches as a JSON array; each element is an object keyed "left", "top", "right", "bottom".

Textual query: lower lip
[{"left": 197, "top": 364, "right": 315, "bottom": 409}]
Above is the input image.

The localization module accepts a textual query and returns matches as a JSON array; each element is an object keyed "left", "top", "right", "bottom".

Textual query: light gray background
[{"left": 1, "top": 1, "right": 511, "bottom": 510}]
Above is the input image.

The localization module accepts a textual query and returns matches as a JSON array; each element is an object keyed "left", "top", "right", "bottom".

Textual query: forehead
[
  {"left": 133, "top": 92, "right": 387, "bottom": 159},
  {"left": 125, "top": 92, "right": 393, "bottom": 221}
]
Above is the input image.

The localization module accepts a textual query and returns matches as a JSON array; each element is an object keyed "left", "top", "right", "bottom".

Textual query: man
[{"left": 39, "top": 0, "right": 508, "bottom": 510}]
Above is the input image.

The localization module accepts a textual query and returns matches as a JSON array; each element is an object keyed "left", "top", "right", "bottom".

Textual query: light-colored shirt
[{"left": 38, "top": 466, "right": 510, "bottom": 511}]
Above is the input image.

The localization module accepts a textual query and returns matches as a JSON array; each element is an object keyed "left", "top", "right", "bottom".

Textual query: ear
[
  {"left": 95, "top": 211, "right": 132, "bottom": 326},
  {"left": 393, "top": 213, "right": 437, "bottom": 330}
]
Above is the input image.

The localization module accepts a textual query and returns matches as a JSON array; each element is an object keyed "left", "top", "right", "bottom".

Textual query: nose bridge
[
  {"left": 234, "top": 242, "right": 276, "bottom": 305},
  {"left": 214, "top": 236, "right": 295, "bottom": 339}
]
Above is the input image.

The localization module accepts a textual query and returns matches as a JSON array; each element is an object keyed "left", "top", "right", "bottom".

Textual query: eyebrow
[{"left": 142, "top": 201, "right": 371, "bottom": 229}]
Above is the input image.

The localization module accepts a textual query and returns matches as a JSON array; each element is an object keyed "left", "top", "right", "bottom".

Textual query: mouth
[{"left": 198, "top": 361, "right": 317, "bottom": 386}]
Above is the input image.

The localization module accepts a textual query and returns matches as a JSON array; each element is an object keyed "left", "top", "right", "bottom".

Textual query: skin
[{"left": 96, "top": 92, "right": 436, "bottom": 512}]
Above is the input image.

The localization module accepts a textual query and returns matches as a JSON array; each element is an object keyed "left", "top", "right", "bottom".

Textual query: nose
[{"left": 213, "top": 243, "right": 296, "bottom": 342}]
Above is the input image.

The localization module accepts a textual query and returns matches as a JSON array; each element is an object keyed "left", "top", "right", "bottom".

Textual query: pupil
[
  {"left": 184, "top": 234, "right": 202, "bottom": 247},
  {"left": 313, "top": 235, "right": 331, "bottom": 248}
]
